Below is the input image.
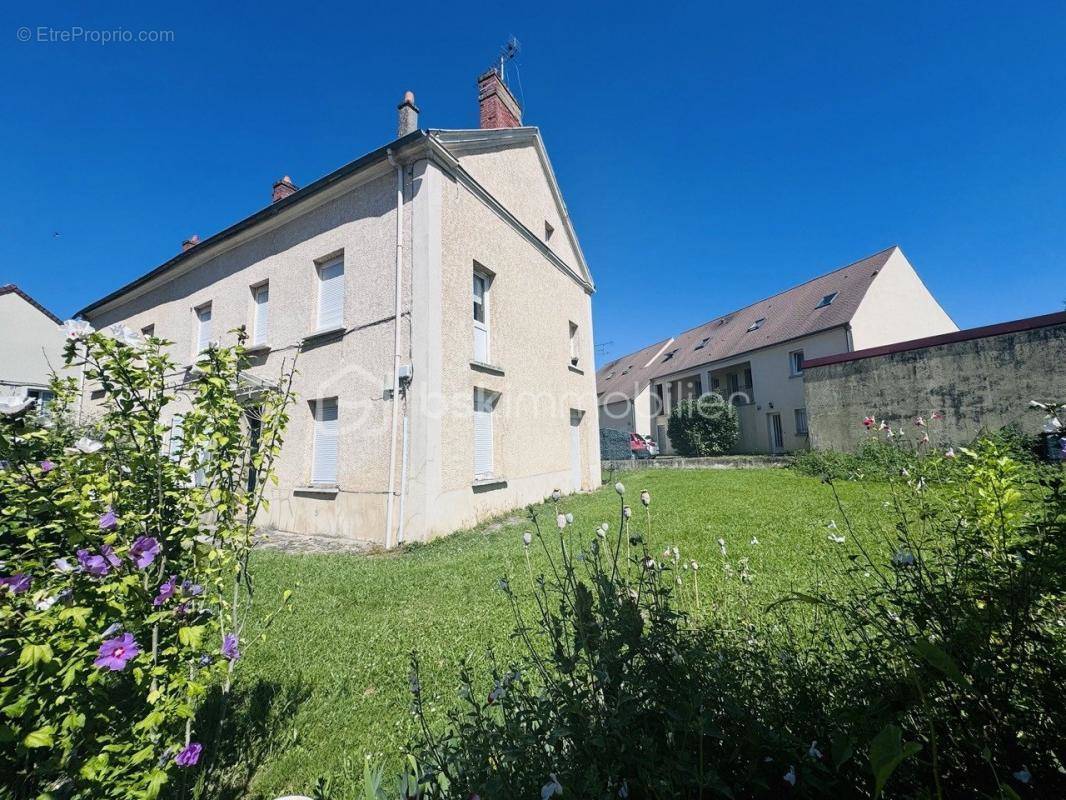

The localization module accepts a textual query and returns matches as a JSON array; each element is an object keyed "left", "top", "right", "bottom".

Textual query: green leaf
[
  {"left": 869, "top": 723, "right": 922, "bottom": 798},
  {"left": 19, "top": 643, "right": 54, "bottom": 667},
  {"left": 23, "top": 726, "right": 55, "bottom": 748},
  {"left": 144, "top": 769, "right": 169, "bottom": 800},
  {"left": 909, "top": 638, "right": 969, "bottom": 686},
  {"left": 178, "top": 625, "right": 206, "bottom": 650}
]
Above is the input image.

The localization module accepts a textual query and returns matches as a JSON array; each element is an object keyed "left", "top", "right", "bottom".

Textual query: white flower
[
  {"left": 690, "top": 560, "right": 699, "bottom": 571},
  {"left": 717, "top": 537, "right": 727, "bottom": 556},
  {"left": 641, "top": 556, "right": 657, "bottom": 571},
  {"left": 944, "top": 447, "right": 956, "bottom": 459},
  {"left": 750, "top": 536, "right": 759, "bottom": 546},
  {"left": 62, "top": 319, "right": 94, "bottom": 339},
  {"left": 65, "top": 437, "right": 104, "bottom": 455},
  {"left": 551, "top": 488, "right": 561, "bottom": 502},
  {"left": 640, "top": 489, "right": 650, "bottom": 507},
  {"left": 565, "top": 512, "right": 574, "bottom": 525},
  {"left": 671, "top": 546, "right": 679, "bottom": 560},
  {"left": 541, "top": 773, "right": 563, "bottom": 800},
  {"left": 623, "top": 505, "right": 632, "bottom": 519},
  {"left": 828, "top": 534, "right": 846, "bottom": 544},
  {"left": 522, "top": 532, "right": 533, "bottom": 547},
  {"left": 107, "top": 322, "right": 144, "bottom": 348},
  {"left": 808, "top": 741, "right": 822, "bottom": 759},
  {"left": 614, "top": 482, "right": 625, "bottom": 495},
  {"left": 556, "top": 513, "right": 567, "bottom": 529},
  {"left": 35, "top": 595, "right": 58, "bottom": 612},
  {"left": 0, "top": 396, "right": 35, "bottom": 417},
  {"left": 783, "top": 765, "right": 796, "bottom": 786},
  {"left": 826, "top": 520, "right": 837, "bottom": 530},
  {"left": 1013, "top": 767, "right": 1031, "bottom": 784},
  {"left": 596, "top": 526, "right": 607, "bottom": 540}
]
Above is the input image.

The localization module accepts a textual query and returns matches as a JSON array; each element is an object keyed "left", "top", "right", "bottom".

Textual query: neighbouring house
[
  {"left": 597, "top": 246, "right": 957, "bottom": 454},
  {"left": 76, "top": 71, "right": 599, "bottom": 547},
  {"left": 0, "top": 284, "right": 66, "bottom": 408},
  {"left": 804, "top": 311, "right": 1066, "bottom": 452}
]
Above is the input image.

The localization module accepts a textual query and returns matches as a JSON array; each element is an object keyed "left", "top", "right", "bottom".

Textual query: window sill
[
  {"left": 568, "top": 364, "right": 584, "bottom": 375},
  {"left": 302, "top": 326, "right": 346, "bottom": 348},
  {"left": 789, "top": 372, "right": 803, "bottom": 379},
  {"left": 472, "top": 476, "right": 507, "bottom": 491},
  {"left": 470, "top": 361, "right": 505, "bottom": 376},
  {"left": 294, "top": 485, "right": 339, "bottom": 497},
  {"left": 245, "top": 343, "right": 271, "bottom": 355}
]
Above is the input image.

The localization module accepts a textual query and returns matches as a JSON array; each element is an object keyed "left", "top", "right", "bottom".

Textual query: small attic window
[
  {"left": 605, "top": 371, "right": 615, "bottom": 380},
  {"left": 621, "top": 365, "right": 633, "bottom": 375},
  {"left": 718, "top": 316, "right": 732, "bottom": 327},
  {"left": 544, "top": 221, "right": 555, "bottom": 241},
  {"left": 815, "top": 292, "right": 838, "bottom": 309},
  {"left": 694, "top": 337, "right": 710, "bottom": 350},
  {"left": 746, "top": 318, "right": 766, "bottom": 332},
  {"left": 662, "top": 348, "right": 678, "bottom": 362}
]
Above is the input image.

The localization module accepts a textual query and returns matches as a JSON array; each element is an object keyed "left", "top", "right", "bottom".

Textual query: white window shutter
[
  {"left": 473, "top": 390, "right": 494, "bottom": 479},
  {"left": 317, "top": 259, "right": 344, "bottom": 331},
  {"left": 253, "top": 285, "right": 269, "bottom": 345},
  {"left": 168, "top": 415, "right": 184, "bottom": 461},
  {"left": 196, "top": 305, "right": 212, "bottom": 351},
  {"left": 473, "top": 326, "right": 489, "bottom": 363},
  {"left": 312, "top": 398, "right": 339, "bottom": 484}
]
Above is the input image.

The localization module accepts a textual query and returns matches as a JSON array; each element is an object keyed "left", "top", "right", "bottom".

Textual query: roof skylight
[
  {"left": 694, "top": 337, "right": 710, "bottom": 350},
  {"left": 815, "top": 292, "right": 838, "bottom": 309},
  {"left": 746, "top": 318, "right": 765, "bottom": 332}
]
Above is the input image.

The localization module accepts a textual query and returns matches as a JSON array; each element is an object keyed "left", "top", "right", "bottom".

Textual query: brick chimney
[
  {"left": 272, "top": 175, "right": 298, "bottom": 203},
  {"left": 397, "top": 90, "right": 419, "bottom": 137},
  {"left": 181, "top": 234, "right": 200, "bottom": 252},
  {"left": 477, "top": 69, "right": 522, "bottom": 129}
]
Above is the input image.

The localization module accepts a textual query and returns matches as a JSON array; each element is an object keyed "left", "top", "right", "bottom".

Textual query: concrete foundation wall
[{"left": 805, "top": 321, "right": 1066, "bottom": 451}]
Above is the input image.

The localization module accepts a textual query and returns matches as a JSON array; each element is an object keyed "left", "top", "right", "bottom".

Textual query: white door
[
  {"left": 569, "top": 410, "right": 583, "bottom": 491},
  {"left": 767, "top": 413, "right": 784, "bottom": 454}
]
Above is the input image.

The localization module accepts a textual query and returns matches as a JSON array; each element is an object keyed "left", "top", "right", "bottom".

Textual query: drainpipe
[
  {"left": 384, "top": 150, "right": 404, "bottom": 549},
  {"left": 397, "top": 410, "right": 410, "bottom": 544}
]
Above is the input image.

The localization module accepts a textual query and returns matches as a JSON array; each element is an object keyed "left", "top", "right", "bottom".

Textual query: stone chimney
[
  {"left": 397, "top": 91, "right": 419, "bottom": 137},
  {"left": 477, "top": 69, "right": 522, "bottom": 129},
  {"left": 272, "top": 175, "right": 298, "bottom": 203},
  {"left": 182, "top": 235, "right": 200, "bottom": 252}
]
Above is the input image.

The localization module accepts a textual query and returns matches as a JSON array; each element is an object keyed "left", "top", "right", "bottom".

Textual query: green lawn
[{"left": 207, "top": 468, "right": 889, "bottom": 799}]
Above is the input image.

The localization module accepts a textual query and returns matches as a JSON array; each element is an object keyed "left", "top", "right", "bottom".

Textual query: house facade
[
  {"left": 77, "top": 71, "right": 599, "bottom": 547},
  {"left": 597, "top": 246, "right": 956, "bottom": 454},
  {"left": 0, "top": 284, "right": 66, "bottom": 406}
]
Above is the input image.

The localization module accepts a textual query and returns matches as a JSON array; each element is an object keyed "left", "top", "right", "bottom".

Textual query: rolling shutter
[
  {"left": 168, "top": 415, "right": 184, "bottom": 460},
  {"left": 312, "top": 398, "right": 339, "bottom": 484},
  {"left": 473, "top": 389, "right": 495, "bottom": 479},
  {"left": 317, "top": 258, "right": 344, "bottom": 331},
  {"left": 253, "top": 284, "right": 269, "bottom": 345},
  {"left": 196, "top": 304, "right": 212, "bottom": 351}
]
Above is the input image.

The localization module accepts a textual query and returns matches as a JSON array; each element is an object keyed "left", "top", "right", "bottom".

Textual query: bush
[
  {"left": 666, "top": 397, "right": 739, "bottom": 456},
  {"left": 0, "top": 325, "right": 293, "bottom": 799}
]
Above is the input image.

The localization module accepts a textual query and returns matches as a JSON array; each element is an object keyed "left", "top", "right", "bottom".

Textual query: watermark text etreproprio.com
[{"left": 17, "top": 26, "right": 175, "bottom": 44}]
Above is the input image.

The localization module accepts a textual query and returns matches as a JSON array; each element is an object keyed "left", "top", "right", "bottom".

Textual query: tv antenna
[
  {"left": 498, "top": 36, "right": 520, "bottom": 86},
  {"left": 595, "top": 340, "right": 614, "bottom": 357}
]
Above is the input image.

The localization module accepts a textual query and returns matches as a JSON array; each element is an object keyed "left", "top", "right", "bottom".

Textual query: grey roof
[
  {"left": 596, "top": 337, "right": 674, "bottom": 401},
  {"left": 596, "top": 246, "right": 896, "bottom": 399}
]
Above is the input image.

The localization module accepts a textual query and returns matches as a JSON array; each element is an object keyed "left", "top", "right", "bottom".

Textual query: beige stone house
[
  {"left": 77, "top": 71, "right": 599, "bottom": 547},
  {"left": 0, "top": 284, "right": 66, "bottom": 405},
  {"left": 597, "top": 246, "right": 956, "bottom": 454}
]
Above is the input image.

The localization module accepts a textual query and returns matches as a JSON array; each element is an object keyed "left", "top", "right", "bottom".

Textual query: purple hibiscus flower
[
  {"left": 221, "top": 633, "right": 240, "bottom": 662},
  {"left": 174, "top": 742, "right": 202, "bottom": 767},
  {"left": 128, "top": 536, "right": 160, "bottom": 569},
  {"left": 98, "top": 508, "right": 118, "bottom": 531},
  {"left": 154, "top": 575, "right": 178, "bottom": 606},
  {"left": 53, "top": 557, "right": 73, "bottom": 573},
  {"left": 99, "top": 544, "right": 121, "bottom": 569},
  {"left": 39, "top": 460, "right": 55, "bottom": 473},
  {"left": 93, "top": 632, "right": 140, "bottom": 671},
  {"left": 181, "top": 579, "right": 203, "bottom": 597},
  {"left": 77, "top": 548, "right": 109, "bottom": 577},
  {"left": 0, "top": 574, "right": 31, "bottom": 594}
]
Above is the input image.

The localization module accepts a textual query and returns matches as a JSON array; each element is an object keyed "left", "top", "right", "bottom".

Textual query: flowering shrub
[
  {"left": 0, "top": 325, "right": 293, "bottom": 798},
  {"left": 666, "top": 397, "right": 739, "bottom": 456}
]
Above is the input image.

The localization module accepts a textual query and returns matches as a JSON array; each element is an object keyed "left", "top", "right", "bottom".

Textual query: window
[
  {"left": 195, "top": 303, "right": 212, "bottom": 352},
  {"left": 316, "top": 257, "right": 345, "bottom": 331},
  {"left": 473, "top": 388, "right": 498, "bottom": 480},
  {"left": 473, "top": 269, "right": 490, "bottom": 362},
  {"left": 252, "top": 283, "right": 269, "bottom": 346},
  {"left": 168, "top": 415, "right": 184, "bottom": 460},
  {"left": 569, "top": 322, "right": 580, "bottom": 365},
  {"left": 789, "top": 349, "right": 805, "bottom": 376},
  {"left": 744, "top": 367, "right": 753, "bottom": 388},
  {"left": 711, "top": 376, "right": 720, "bottom": 392},
  {"left": 662, "top": 348, "right": 678, "bottom": 362},
  {"left": 815, "top": 292, "right": 838, "bottom": 309},
  {"left": 795, "top": 408, "right": 809, "bottom": 436},
  {"left": 694, "top": 337, "right": 710, "bottom": 350},
  {"left": 544, "top": 220, "right": 555, "bottom": 241},
  {"left": 90, "top": 389, "right": 106, "bottom": 401},
  {"left": 727, "top": 373, "right": 740, "bottom": 395},
  {"left": 141, "top": 324, "right": 155, "bottom": 338},
  {"left": 747, "top": 318, "right": 765, "bottom": 332},
  {"left": 311, "top": 398, "right": 339, "bottom": 485}
]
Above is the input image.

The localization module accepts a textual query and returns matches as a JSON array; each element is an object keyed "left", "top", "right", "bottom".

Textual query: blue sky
[{"left": 2, "top": 2, "right": 1064, "bottom": 365}]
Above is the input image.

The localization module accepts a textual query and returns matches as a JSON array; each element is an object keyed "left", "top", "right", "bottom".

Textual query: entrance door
[
  {"left": 767, "top": 413, "right": 784, "bottom": 454},
  {"left": 570, "top": 410, "right": 584, "bottom": 491}
]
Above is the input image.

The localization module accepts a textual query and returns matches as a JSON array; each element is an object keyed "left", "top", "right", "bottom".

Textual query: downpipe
[{"left": 384, "top": 150, "right": 404, "bottom": 549}]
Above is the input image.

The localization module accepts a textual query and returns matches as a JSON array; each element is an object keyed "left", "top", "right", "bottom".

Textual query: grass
[{"left": 206, "top": 468, "right": 891, "bottom": 799}]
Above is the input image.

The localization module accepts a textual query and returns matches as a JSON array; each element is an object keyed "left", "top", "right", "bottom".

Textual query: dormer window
[
  {"left": 747, "top": 318, "right": 765, "bottom": 332},
  {"left": 694, "top": 337, "right": 710, "bottom": 350},
  {"left": 621, "top": 365, "right": 632, "bottom": 375},
  {"left": 815, "top": 292, "right": 838, "bottom": 309},
  {"left": 605, "top": 371, "right": 615, "bottom": 380},
  {"left": 662, "top": 348, "right": 678, "bottom": 362}
]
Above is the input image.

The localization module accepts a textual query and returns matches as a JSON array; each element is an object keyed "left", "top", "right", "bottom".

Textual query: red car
[{"left": 629, "top": 432, "right": 651, "bottom": 459}]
